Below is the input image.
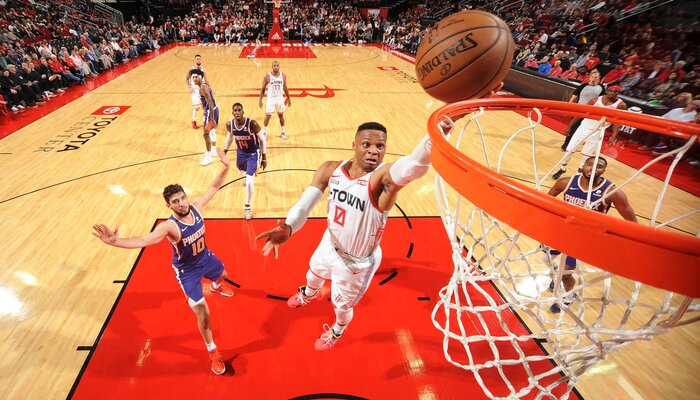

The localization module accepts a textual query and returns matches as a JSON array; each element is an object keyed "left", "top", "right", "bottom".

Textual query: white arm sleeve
[
  {"left": 285, "top": 186, "right": 323, "bottom": 234},
  {"left": 389, "top": 134, "right": 432, "bottom": 186}
]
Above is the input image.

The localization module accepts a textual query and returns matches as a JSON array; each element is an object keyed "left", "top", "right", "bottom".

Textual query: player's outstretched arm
[
  {"left": 92, "top": 221, "right": 173, "bottom": 249},
  {"left": 194, "top": 148, "right": 230, "bottom": 209},
  {"left": 547, "top": 178, "right": 569, "bottom": 197},
  {"left": 608, "top": 189, "right": 637, "bottom": 222},
  {"left": 255, "top": 160, "right": 336, "bottom": 258}
]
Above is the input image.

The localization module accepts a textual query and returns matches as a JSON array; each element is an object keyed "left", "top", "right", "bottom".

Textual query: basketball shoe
[
  {"left": 244, "top": 205, "right": 253, "bottom": 220},
  {"left": 314, "top": 324, "right": 342, "bottom": 351},
  {"left": 552, "top": 168, "right": 566, "bottom": 180},
  {"left": 210, "top": 281, "right": 234, "bottom": 297},
  {"left": 208, "top": 348, "right": 226, "bottom": 375},
  {"left": 192, "top": 120, "right": 198, "bottom": 129},
  {"left": 281, "top": 132, "right": 288, "bottom": 140},
  {"left": 287, "top": 285, "right": 323, "bottom": 308},
  {"left": 200, "top": 152, "right": 213, "bottom": 166},
  {"left": 550, "top": 293, "right": 577, "bottom": 313}
]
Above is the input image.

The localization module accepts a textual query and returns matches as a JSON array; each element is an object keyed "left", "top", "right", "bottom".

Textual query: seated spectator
[
  {"left": 649, "top": 71, "right": 681, "bottom": 102},
  {"left": 537, "top": 56, "right": 552, "bottom": 74},
  {"left": 640, "top": 99, "right": 699, "bottom": 152},
  {"left": 602, "top": 62, "right": 629, "bottom": 85},
  {"left": 620, "top": 66, "right": 643, "bottom": 95},
  {"left": 523, "top": 55, "right": 539, "bottom": 70},
  {"left": 548, "top": 60, "right": 563, "bottom": 77},
  {"left": 657, "top": 61, "right": 686, "bottom": 83},
  {"left": 560, "top": 64, "right": 581, "bottom": 80},
  {"left": 586, "top": 52, "right": 601, "bottom": 70}
]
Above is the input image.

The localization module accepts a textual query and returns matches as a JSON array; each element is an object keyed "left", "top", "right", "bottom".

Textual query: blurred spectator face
[
  {"left": 589, "top": 71, "right": 600, "bottom": 85},
  {"left": 668, "top": 72, "right": 678, "bottom": 81}
]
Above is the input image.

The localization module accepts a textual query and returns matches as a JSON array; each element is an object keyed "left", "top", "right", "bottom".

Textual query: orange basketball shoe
[
  {"left": 314, "top": 324, "right": 342, "bottom": 351},
  {"left": 208, "top": 349, "right": 225, "bottom": 375},
  {"left": 210, "top": 281, "right": 234, "bottom": 297},
  {"left": 192, "top": 120, "right": 198, "bottom": 129},
  {"left": 287, "top": 285, "right": 323, "bottom": 308}
]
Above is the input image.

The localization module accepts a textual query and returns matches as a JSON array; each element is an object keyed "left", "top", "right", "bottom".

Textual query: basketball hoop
[{"left": 427, "top": 98, "right": 700, "bottom": 399}]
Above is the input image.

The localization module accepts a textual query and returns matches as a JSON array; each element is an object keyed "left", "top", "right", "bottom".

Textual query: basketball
[{"left": 415, "top": 10, "right": 514, "bottom": 103}]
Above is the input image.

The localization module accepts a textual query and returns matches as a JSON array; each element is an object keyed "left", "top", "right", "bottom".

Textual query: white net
[{"left": 429, "top": 101, "right": 700, "bottom": 399}]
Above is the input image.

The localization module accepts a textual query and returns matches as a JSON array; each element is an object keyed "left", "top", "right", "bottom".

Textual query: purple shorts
[
  {"left": 203, "top": 106, "right": 219, "bottom": 126},
  {"left": 236, "top": 149, "right": 259, "bottom": 175},
  {"left": 172, "top": 251, "right": 225, "bottom": 303}
]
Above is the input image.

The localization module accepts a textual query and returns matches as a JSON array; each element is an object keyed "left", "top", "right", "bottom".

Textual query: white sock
[
  {"left": 333, "top": 308, "right": 353, "bottom": 335},
  {"left": 192, "top": 108, "right": 197, "bottom": 121},
  {"left": 261, "top": 127, "right": 267, "bottom": 136},
  {"left": 206, "top": 341, "right": 217, "bottom": 352},
  {"left": 304, "top": 286, "right": 317, "bottom": 296},
  {"left": 560, "top": 164, "right": 567, "bottom": 171},
  {"left": 211, "top": 280, "right": 221, "bottom": 289},
  {"left": 245, "top": 175, "right": 254, "bottom": 205},
  {"left": 281, "top": 126, "right": 286, "bottom": 133}
]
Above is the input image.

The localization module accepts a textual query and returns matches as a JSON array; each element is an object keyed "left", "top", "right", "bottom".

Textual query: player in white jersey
[
  {"left": 552, "top": 85, "right": 627, "bottom": 179},
  {"left": 258, "top": 61, "right": 291, "bottom": 139},
  {"left": 186, "top": 54, "right": 206, "bottom": 129},
  {"left": 247, "top": 36, "right": 262, "bottom": 59},
  {"left": 256, "top": 119, "right": 456, "bottom": 351}
]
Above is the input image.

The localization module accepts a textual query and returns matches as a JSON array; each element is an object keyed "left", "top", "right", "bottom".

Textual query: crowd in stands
[{"left": 2, "top": 0, "right": 698, "bottom": 165}]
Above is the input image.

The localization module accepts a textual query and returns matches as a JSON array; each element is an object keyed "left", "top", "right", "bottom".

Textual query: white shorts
[
  {"left": 566, "top": 124, "right": 604, "bottom": 157},
  {"left": 309, "top": 230, "right": 382, "bottom": 309},
  {"left": 190, "top": 90, "right": 201, "bottom": 106},
  {"left": 265, "top": 98, "right": 286, "bottom": 115}
]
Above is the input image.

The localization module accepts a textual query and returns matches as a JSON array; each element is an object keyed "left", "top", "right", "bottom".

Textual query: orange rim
[{"left": 428, "top": 98, "right": 700, "bottom": 298}]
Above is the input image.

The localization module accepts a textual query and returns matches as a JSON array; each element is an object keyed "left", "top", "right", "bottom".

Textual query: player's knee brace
[
  {"left": 209, "top": 128, "right": 217, "bottom": 142},
  {"left": 245, "top": 174, "right": 255, "bottom": 187}
]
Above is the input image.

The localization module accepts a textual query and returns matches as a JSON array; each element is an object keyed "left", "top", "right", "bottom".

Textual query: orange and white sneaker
[
  {"left": 210, "top": 282, "right": 234, "bottom": 297},
  {"left": 314, "top": 324, "right": 341, "bottom": 351},
  {"left": 208, "top": 349, "right": 225, "bottom": 375},
  {"left": 287, "top": 285, "right": 323, "bottom": 308}
]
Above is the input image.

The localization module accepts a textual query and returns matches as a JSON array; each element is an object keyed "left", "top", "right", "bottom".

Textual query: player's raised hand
[
  {"left": 217, "top": 147, "right": 230, "bottom": 167},
  {"left": 255, "top": 219, "right": 291, "bottom": 259},
  {"left": 92, "top": 223, "right": 120, "bottom": 245}
]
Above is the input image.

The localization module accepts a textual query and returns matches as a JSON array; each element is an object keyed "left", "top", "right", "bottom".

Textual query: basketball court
[{"left": 1, "top": 42, "right": 698, "bottom": 400}]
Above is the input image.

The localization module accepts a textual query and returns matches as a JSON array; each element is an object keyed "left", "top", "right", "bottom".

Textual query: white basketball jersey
[
  {"left": 327, "top": 160, "right": 389, "bottom": 258},
  {"left": 267, "top": 72, "right": 284, "bottom": 99},
  {"left": 581, "top": 96, "right": 623, "bottom": 129}
]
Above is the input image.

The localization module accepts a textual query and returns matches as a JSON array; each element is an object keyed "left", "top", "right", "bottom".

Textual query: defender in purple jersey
[
  {"left": 189, "top": 69, "right": 219, "bottom": 166},
  {"left": 224, "top": 102, "right": 267, "bottom": 220},
  {"left": 92, "top": 148, "right": 233, "bottom": 375},
  {"left": 545, "top": 156, "right": 637, "bottom": 312}
]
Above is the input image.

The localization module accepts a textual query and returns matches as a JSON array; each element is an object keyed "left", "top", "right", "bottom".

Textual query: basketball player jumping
[
  {"left": 255, "top": 118, "right": 456, "bottom": 351},
  {"left": 224, "top": 102, "right": 267, "bottom": 220},
  {"left": 552, "top": 85, "right": 627, "bottom": 179},
  {"left": 189, "top": 69, "right": 219, "bottom": 166},
  {"left": 258, "top": 61, "right": 290, "bottom": 140},
  {"left": 186, "top": 54, "right": 205, "bottom": 129},
  {"left": 545, "top": 156, "right": 637, "bottom": 312},
  {"left": 92, "top": 148, "right": 235, "bottom": 374}
]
